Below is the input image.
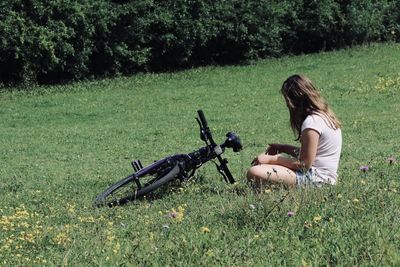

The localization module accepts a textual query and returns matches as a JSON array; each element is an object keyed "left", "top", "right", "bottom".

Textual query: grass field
[{"left": 1, "top": 43, "right": 400, "bottom": 266}]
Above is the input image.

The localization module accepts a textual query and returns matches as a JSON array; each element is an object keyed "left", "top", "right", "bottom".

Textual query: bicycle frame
[{"left": 94, "top": 109, "right": 242, "bottom": 207}]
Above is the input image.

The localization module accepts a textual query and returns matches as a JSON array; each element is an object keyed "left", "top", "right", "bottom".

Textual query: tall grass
[{"left": 0, "top": 43, "right": 399, "bottom": 266}]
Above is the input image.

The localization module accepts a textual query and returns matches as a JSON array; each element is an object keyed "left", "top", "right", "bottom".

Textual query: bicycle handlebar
[{"left": 197, "top": 109, "right": 208, "bottom": 128}]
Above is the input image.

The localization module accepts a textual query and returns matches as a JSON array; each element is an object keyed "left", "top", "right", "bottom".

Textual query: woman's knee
[{"left": 247, "top": 166, "right": 261, "bottom": 182}]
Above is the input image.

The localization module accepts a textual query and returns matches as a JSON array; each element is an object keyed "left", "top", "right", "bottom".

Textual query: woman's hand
[
  {"left": 251, "top": 153, "right": 278, "bottom": 166},
  {"left": 266, "top": 144, "right": 280, "bottom": 155}
]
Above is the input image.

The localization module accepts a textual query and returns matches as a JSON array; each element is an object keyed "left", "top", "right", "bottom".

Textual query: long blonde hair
[{"left": 281, "top": 74, "right": 341, "bottom": 140}]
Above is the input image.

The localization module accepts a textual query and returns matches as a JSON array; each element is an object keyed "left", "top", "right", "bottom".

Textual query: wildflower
[
  {"left": 106, "top": 234, "right": 116, "bottom": 242},
  {"left": 201, "top": 227, "right": 210, "bottom": 233},
  {"left": 359, "top": 166, "right": 369, "bottom": 172},
  {"left": 249, "top": 204, "right": 256, "bottom": 210},
  {"left": 387, "top": 157, "right": 396, "bottom": 165},
  {"left": 166, "top": 210, "right": 178, "bottom": 219},
  {"left": 287, "top": 211, "right": 295, "bottom": 217},
  {"left": 67, "top": 203, "right": 75, "bottom": 214},
  {"left": 53, "top": 232, "right": 70, "bottom": 245},
  {"left": 78, "top": 216, "right": 95, "bottom": 223},
  {"left": 206, "top": 249, "right": 214, "bottom": 257},
  {"left": 113, "top": 242, "right": 120, "bottom": 254},
  {"left": 302, "top": 259, "right": 310, "bottom": 267},
  {"left": 162, "top": 224, "right": 170, "bottom": 229},
  {"left": 165, "top": 206, "right": 185, "bottom": 222},
  {"left": 313, "top": 215, "right": 322, "bottom": 223},
  {"left": 352, "top": 198, "right": 359, "bottom": 203},
  {"left": 303, "top": 221, "right": 312, "bottom": 229}
]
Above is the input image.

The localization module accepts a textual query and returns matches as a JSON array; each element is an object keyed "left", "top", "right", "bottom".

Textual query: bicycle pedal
[{"left": 131, "top": 160, "right": 143, "bottom": 172}]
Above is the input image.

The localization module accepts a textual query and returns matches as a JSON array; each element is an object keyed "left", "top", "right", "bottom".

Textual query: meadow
[{"left": 1, "top": 43, "right": 399, "bottom": 266}]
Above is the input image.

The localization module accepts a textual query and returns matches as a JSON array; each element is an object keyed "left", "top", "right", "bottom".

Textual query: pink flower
[
  {"left": 359, "top": 166, "right": 369, "bottom": 172},
  {"left": 287, "top": 211, "right": 295, "bottom": 217},
  {"left": 387, "top": 157, "right": 397, "bottom": 165},
  {"left": 165, "top": 211, "right": 178, "bottom": 218}
]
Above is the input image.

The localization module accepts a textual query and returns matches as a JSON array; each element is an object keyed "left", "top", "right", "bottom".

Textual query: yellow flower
[
  {"left": 206, "top": 249, "right": 214, "bottom": 257},
  {"left": 303, "top": 221, "right": 312, "bottom": 229},
  {"left": 201, "top": 227, "right": 210, "bottom": 233},
  {"left": 113, "top": 242, "right": 120, "bottom": 254},
  {"left": 107, "top": 235, "right": 116, "bottom": 242},
  {"left": 302, "top": 259, "right": 310, "bottom": 267},
  {"left": 53, "top": 232, "right": 70, "bottom": 245},
  {"left": 313, "top": 215, "right": 322, "bottom": 223},
  {"left": 67, "top": 203, "right": 75, "bottom": 214},
  {"left": 78, "top": 216, "right": 95, "bottom": 223}
]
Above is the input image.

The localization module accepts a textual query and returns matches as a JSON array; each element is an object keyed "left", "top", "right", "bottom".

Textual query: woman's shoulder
[
  {"left": 304, "top": 113, "right": 324, "bottom": 124},
  {"left": 305, "top": 112, "right": 340, "bottom": 132},
  {"left": 302, "top": 113, "right": 332, "bottom": 132}
]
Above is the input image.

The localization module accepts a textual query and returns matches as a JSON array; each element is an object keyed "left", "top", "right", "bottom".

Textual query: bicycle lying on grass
[{"left": 95, "top": 110, "right": 243, "bottom": 207}]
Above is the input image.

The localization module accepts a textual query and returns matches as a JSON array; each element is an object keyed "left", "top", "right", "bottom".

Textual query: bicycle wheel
[{"left": 95, "top": 162, "right": 180, "bottom": 207}]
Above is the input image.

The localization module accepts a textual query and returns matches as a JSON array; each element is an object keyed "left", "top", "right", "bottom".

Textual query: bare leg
[{"left": 247, "top": 164, "right": 296, "bottom": 186}]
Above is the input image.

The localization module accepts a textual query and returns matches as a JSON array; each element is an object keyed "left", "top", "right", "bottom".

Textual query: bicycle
[{"left": 94, "top": 110, "right": 243, "bottom": 207}]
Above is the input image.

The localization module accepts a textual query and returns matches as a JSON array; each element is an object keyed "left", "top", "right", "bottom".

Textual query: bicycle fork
[{"left": 131, "top": 160, "right": 144, "bottom": 189}]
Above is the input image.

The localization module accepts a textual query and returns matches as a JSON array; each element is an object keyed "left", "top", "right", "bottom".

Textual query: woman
[{"left": 247, "top": 74, "right": 342, "bottom": 187}]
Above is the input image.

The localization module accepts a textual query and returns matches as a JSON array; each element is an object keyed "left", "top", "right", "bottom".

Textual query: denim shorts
[{"left": 296, "top": 167, "right": 334, "bottom": 187}]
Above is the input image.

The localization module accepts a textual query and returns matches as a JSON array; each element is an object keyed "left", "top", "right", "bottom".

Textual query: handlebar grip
[{"left": 197, "top": 109, "right": 208, "bottom": 128}]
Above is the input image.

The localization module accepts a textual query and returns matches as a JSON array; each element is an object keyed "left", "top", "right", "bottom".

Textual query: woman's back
[{"left": 301, "top": 113, "right": 342, "bottom": 184}]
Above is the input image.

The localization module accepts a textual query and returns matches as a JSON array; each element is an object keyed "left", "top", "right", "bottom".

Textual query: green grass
[{"left": 1, "top": 43, "right": 400, "bottom": 266}]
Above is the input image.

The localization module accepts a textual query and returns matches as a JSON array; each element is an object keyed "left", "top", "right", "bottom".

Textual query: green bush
[
  {"left": 343, "top": 0, "right": 389, "bottom": 44},
  {"left": 0, "top": 0, "right": 399, "bottom": 86},
  {"left": 88, "top": 1, "right": 151, "bottom": 75},
  {"left": 0, "top": 0, "right": 104, "bottom": 84},
  {"left": 281, "top": 0, "right": 346, "bottom": 53}
]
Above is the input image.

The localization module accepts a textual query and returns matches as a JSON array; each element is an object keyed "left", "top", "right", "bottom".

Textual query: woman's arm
[
  {"left": 298, "top": 129, "right": 319, "bottom": 169},
  {"left": 266, "top": 143, "right": 300, "bottom": 158},
  {"left": 256, "top": 129, "right": 319, "bottom": 170}
]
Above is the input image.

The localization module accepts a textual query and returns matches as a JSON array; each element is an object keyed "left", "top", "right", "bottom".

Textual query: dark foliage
[{"left": 0, "top": 0, "right": 399, "bottom": 86}]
